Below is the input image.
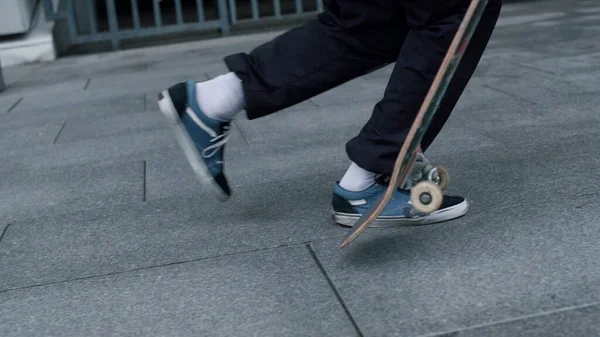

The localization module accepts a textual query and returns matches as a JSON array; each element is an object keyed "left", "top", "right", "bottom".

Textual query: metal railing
[
  {"left": 43, "top": 0, "right": 324, "bottom": 51},
  {"left": 227, "top": 0, "right": 323, "bottom": 24}
]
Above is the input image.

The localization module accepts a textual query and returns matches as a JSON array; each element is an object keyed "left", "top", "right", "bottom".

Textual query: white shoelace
[{"left": 201, "top": 125, "right": 230, "bottom": 163}]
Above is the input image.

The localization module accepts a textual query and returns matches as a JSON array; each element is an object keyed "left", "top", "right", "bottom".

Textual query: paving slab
[
  {"left": 234, "top": 100, "right": 500, "bottom": 154},
  {"left": 37, "top": 59, "right": 148, "bottom": 79},
  {"left": 0, "top": 128, "right": 177, "bottom": 174},
  {"left": 0, "top": 170, "right": 345, "bottom": 289},
  {"left": 476, "top": 70, "right": 594, "bottom": 106},
  {"left": 453, "top": 82, "right": 536, "bottom": 119},
  {"left": 0, "top": 223, "right": 8, "bottom": 244},
  {"left": 311, "top": 193, "right": 600, "bottom": 337},
  {"left": 1, "top": 160, "right": 143, "bottom": 222},
  {"left": 310, "top": 77, "right": 387, "bottom": 108},
  {"left": 85, "top": 61, "right": 226, "bottom": 96},
  {"left": 0, "top": 121, "right": 63, "bottom": 151},
  {"left": 0, "top": 96, "right": 22, "bottom": 114},
  {"left": 3, "top": 92, "right": 146, "bottom": 128},
  {"left": 441, "top": 304, "right": 600, "bottom": 337},
  {"left": 54, "top": 110, "right": 167, "bottom": 144},
  {"left": 0, "top": 76, "right": 88, "bottom": 100},
  {"left": 146, "top": 138, "right": 349, "bottom": 200},
  {"left": 0, "top": 246, "right": 358, "bottom": 337},
  {"left": 424, "top": 130, "right": 600, "bottom": 214},
  {"left": 455, "top": 96, "right": 600, "bottom": 147},
  {"left": 523, "top": 52, "right": 600, "bottom": 77}
]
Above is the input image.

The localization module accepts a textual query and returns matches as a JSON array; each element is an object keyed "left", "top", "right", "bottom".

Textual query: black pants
[{"left": 224, "top": 0, "right": 502, "bottom": 174}]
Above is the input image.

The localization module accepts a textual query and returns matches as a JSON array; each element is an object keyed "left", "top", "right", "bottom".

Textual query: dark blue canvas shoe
[
  {"left": 157, "top": 81, "right": 231, "bottom": 201},
  {"left": 332, "top": 178, "right": 468, "bottom": 227}
]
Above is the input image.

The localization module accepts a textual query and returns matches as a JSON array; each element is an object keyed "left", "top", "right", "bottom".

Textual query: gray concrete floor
[{"left": 2, "top": 1, "right": 600, "bottom": 336}]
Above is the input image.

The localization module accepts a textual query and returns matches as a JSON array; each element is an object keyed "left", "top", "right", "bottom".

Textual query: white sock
[
  {"left": 195, "top": 72, "right": 245, "bottom": 121},
  {"left": 339, "top": 162, "right": 376, "bottom": 192}
]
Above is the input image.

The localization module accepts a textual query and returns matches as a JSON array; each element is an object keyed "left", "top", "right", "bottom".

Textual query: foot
[
  {"left": 157, "top": 81, "right": 231, "bottom": 201},
  {"left": 332, "top": 177, "right": 468, "bottom": 227}
]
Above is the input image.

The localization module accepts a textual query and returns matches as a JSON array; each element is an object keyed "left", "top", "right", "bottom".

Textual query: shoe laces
[{"left": 201, "top": 125, "right": 230, "bottom": 162}]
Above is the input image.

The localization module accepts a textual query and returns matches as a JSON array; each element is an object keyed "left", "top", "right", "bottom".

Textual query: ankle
[
  {"left": 339, "top": 162, "right": 376, "bottom": 192},
  {"left": 195, "top": 72, "right": 245, "bottom": 121}
]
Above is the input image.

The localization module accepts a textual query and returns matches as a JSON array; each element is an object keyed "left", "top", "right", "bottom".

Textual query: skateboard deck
[{"left": 339, "top": 0, "right": 489, "bottom": 248}]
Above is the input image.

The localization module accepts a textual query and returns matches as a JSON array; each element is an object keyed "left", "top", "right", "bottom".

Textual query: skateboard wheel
[
  {"left": 411, "top": 181, "right": 443, "bottom": 214},
  {"left": 436, "top": 166, "right": 450, "bottom": 191}
]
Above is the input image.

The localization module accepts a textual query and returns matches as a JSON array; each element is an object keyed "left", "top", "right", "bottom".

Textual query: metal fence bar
[
  {"left": 45, "top": 0, "right": 325, "bottom": 51},
  {"left": 228, "top": 0, "right": 238, "bottom": 24},
  {"left": 174, "top": 0, "right": 184, "bottom": 25},
  {"left": 273, "top": 0, "right": 281, "bottom": 18},
  {"left": 105, "top": 0, "right": 121, "bottom": 49},
  {"left": 218, "top": 0, "right": 231, "bottom": 33},
  {"left": 295, "top": 0, "right": 303, "bottom": 14},
  {"left": 71, "top": 21, "right": 222, "bottom": 43},
  {"left": 66, "top": 0, "right": 79, "bottom": 42},
  {"left": 130, "top": 0, "right": 141, "bottom": 30},
  {"left": 251, "top": 0, "right": 260, "bottom": 20},
  {"left": 85, "top": 0, "right": 98, "bottom": 34},
  {"left": 43, "top": 0, "right": 67, "bottom": 20},
  {"left": 196, "top": 0, "right": 206, "bottom": 23},
  {"left": 153, "top": 0, "right": 163, "bottom": 27}
]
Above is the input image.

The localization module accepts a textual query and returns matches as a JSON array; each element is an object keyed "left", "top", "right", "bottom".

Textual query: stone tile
[
  {"left": 310, "top": 78, "right": 387, "bottom": 108},
  {"left": 38, "top": 60, "right": 148, "bottom": 78},
  {"left": 0, "top": 96, "right": 22, "bottom": 114},
  {"left": 147, "top": 51, "right": 229, "bottom": 75},
  {"left": 0, "top": 64, "right": 39, "bottom": 88},
  {"left": 0, "top": 163, "right": 345, "bottom": 289},
  {"left": 233, "top": 101, "right": 372, "bottom": 147},
  {"left": 2, "top": 93, "right": 146, "bottom": 130},
  {"left": 495, "top": 12, "right": 566, "bottom": 28},
  {"left": 478, "top": 70, "right": 594, "bottom": 106},
  {"left": 424, "top": 132, "right": 600, "bottom": 214},
  {"left": 452, "top": 82, "right": 536, "bottom": 120},
  {"left": 0, "top": 223, "right": 8, "bottom": 242},
  {"left": 360, "top": 64, "right": 395, "bottom": 81},
  {"left": 524, "top": 52, "right": 600, "bottom": 76},
  {"left": 0, "top": 76, "right": 88, "bottom": 100},
  {"left": 0, "top": 246, "right": 358, "bottom": 337},
  {"left": 146, "top": 138, "right": 349, "bottom": 200},
  {"left": 0, "top": 128, "right": 178, "bottom": 174},
  {"left": 311, "top": 193, "right": 600, "bottom": 337},
  {"left": 447, "top": 304, "right": 600, "bottom": 337},
  {"left": 234, "top": 99, "right": 499, "bottom": 157},
  {"left": 0, "top": 120, "right": 251, "bottom": 176},
  {"left": 1, "top": 160, "right": 143, "bottom": 222},
  {"left": 85, "top": 62, "right": 221, "bottom": 95},
  {"left": 55, "top": 111, "right": 167, "bottom": 144},
  {"left": 456, "top": 98, "right": 600, "bottom": 147},
  {"left": 0, "top": 121, "right": 63, "bottom": 151}
]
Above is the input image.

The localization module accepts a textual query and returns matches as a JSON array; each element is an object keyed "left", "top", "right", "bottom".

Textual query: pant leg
[
  {"left": 346, "top": 0, "right": 502, "bottom": 174},
  {"left": 224, "top": 0, "right": 408, "bottom": 119}
]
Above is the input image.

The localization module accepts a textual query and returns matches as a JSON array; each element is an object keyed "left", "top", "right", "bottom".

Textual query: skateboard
[{"left": 339, "top": 0, "right": 489, "bottom": 248}]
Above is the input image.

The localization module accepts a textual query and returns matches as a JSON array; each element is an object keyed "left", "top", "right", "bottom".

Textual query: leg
[
  {"left": 332, "top": 0, "right": 502, "bottom": 227},
  {"left": 346, "top": 0, "right": 503, "bottom": 174},
  {"left": 224, "top": 0, "right": 408, "bottom": 119},
  {"left": 157, "top": 0, "right": 409, "bottom": 200}
]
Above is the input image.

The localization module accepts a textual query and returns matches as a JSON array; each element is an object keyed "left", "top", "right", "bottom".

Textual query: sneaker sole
[
  {"left": 333, "top": 199, "right": 469, "bottom": 228},
  {"left": 157, "top": 90, "right": 230, "bottom": 202}
]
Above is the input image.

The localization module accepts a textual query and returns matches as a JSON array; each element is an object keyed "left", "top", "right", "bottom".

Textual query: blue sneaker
[
  {"left": 157, "top": 81, "right": 231, "bottom": 201},
  {"left": 332, "top": 178, "right": 468, "bottom": 227}
]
